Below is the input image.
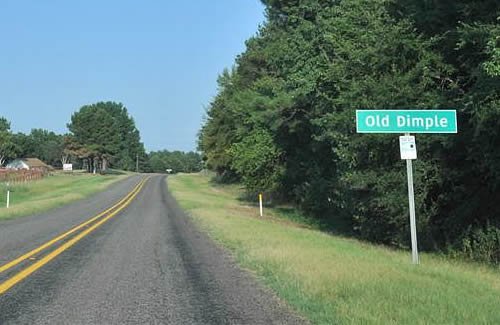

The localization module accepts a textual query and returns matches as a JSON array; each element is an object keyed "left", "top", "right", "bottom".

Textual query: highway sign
[
  {"left": 356, "top": 110, "right": 457, "bottom": 133},
  {"left": 355, "top": 109, "right": 458, "bottom": 265}
]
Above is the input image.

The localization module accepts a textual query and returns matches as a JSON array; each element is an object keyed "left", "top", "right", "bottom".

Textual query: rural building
[{"left": 5, "top": 158, "right": 51, "bottom": 171}]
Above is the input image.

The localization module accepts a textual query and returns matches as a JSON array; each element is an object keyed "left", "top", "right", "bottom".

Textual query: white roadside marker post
[
  {"left": 6, "top": 189, "right": 10, "bottom": 209},
  {"left": 259, "top": 193, "right": 263, "bottom": 217}
]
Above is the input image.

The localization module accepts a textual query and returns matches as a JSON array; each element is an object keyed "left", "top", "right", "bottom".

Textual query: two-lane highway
[{"left": 0, "top": 175, "right": 304, "bottom": 324}]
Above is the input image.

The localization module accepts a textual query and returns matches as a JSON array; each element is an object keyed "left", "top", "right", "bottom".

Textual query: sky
[{"left": 0, "top": 1, "right": 265, "bottom": 152}]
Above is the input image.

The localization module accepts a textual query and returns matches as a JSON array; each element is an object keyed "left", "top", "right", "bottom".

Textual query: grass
[
  {"left": 0, "top": 171, "right": 131, "bottom": 220},
  {"left": 168, "top": 173, "right": 500, "bottom": 325}
]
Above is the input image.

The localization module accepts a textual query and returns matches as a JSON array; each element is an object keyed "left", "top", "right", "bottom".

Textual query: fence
[{"left": 0, "top": 169, "right": 48, "bottom": 184}]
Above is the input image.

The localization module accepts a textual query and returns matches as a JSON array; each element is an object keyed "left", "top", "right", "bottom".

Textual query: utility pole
[{"left": 136, "top": 153, "right": 139, "bottom": 173}]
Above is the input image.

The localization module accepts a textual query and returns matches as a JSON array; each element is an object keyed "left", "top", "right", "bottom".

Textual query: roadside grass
[
  {"left": 168, "top": 173, "right": 500, "bottom": 325},
  {"left": 0, "top": 171, "right": 130, "bottom": 220}
]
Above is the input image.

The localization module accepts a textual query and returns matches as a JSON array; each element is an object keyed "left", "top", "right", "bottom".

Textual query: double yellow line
[{"left": 0, "top": 177, "right": 149, "bottom": 295}]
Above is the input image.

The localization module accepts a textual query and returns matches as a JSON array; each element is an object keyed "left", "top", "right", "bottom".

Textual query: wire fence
[{"left": 0, "top": 169, "right": 50, "bottom": 184}]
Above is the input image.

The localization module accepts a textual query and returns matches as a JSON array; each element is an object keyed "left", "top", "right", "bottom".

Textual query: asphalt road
[{"left": 0, "top": 175, "right": 305, "bottom": 324}]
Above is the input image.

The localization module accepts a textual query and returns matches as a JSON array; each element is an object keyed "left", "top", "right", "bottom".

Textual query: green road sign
[{"left": 356, "top": 110, "right": 457, "bottom": 133}]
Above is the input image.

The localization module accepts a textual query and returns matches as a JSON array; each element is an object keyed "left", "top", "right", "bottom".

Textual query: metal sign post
[{"left": 404, "top": 133, "right": 419, "bottom": 264}]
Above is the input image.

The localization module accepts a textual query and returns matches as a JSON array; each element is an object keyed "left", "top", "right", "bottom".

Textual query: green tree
[
  {"left": 229, "top": 129, "right": 283, "bottom": 194},
  {"left": 67, "top": 102, "right": 145, "bottom": 172},
  {"left": 67, "top": 103, "right": 121, "bottom": 172},
  {"left": 0, "top": 117, "right": 17, "bottom": 166},
  {"left": 199, "top": 0, "right": 500, "bottom": 263},
  {"left": 25, "top": 129, "right": 64, "bottom": 167}
]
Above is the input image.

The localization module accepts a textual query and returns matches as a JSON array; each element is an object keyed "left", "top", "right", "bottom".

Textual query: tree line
[
  {"left": 1, "top": 119, "right": 65, "bottom": 168},
  {"left": 0, "top": 101, "right": 201, "bottom": 174},
  {"left": 199, "top": 0, "right": 500, "bottom": 263},
  {"left": 149, "top": 150, "right": 202, "bottom": 174}
]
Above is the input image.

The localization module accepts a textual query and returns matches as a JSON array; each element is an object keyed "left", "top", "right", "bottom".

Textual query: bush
[
  {"left": 229, "top": 129, "right": 284, "bottom": 194},
  {"left": 459, "top": 223, "right": 500, "bottom": 264}
]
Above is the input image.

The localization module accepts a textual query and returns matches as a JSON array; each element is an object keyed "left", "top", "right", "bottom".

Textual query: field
[
  {"left": 0, "top": 171, "right": 130, "bottom": 220},
  {"left": 168, "top": 173, "right": 500, "bottom": 325}
]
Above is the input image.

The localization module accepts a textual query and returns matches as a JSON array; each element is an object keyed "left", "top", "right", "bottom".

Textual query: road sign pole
[{"left": 405, "top": 133, "right": 419, "bottom": 264}]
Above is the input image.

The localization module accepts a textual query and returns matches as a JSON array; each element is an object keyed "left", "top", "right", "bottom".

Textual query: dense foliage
[{"left": 199, "top": 0, "right": 500, "bottom": 263}]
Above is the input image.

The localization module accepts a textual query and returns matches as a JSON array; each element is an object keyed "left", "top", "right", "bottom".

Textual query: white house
[{"left": 6, "top": 158, "right": 50, "bottom": 171}]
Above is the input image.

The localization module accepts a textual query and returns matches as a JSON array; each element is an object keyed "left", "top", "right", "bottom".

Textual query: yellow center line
[
  {"left": 0, "top": 177, "right": 149, "bottom": 295},
  {"left": 0, "top": 177, "right": 146, "bottom": 274}
]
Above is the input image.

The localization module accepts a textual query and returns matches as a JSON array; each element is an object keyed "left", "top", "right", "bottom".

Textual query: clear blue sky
[{"left": 0, "top": 1, "right": 265, "bottom": 152}]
